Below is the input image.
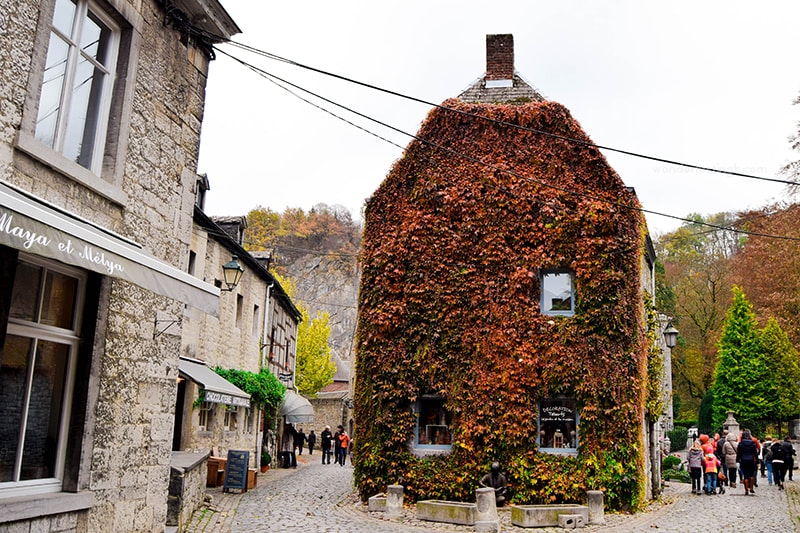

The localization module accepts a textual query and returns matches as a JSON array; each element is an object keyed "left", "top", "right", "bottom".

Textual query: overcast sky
[{"left": 197, "top": 1, "right": 800, "bottom": 236}]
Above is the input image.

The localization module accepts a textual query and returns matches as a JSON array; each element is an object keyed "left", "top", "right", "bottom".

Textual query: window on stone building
[
  {"left": 198, "top": 401, "right": 212, "bottom": 431},
  {"left": 16, "top": 0, "right": 142, "bottom": 204},
  {"left": 541, "top": 269, "right": 575, "bottom": 316},
  {"left": 252, "top": 304, "right": 260, "bottom": 337},
  {"left": 537, "top": 397, "right": 579, "bottom": 453},
  {"left": 414, "top": 396, "right": 452, "bottom": 452},
  {"left": 235, "top": 294, "right": 244, "bottom": 330},
  {"left": 223, "top": 406, "right": 238, "bottom": 432},
  {"left": 0, "top": 255, "right": 85, "bottom": 493}
]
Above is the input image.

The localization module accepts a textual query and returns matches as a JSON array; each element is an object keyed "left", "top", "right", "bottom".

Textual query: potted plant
[{"left": 260, "top": 451, "right": 271, "bottom": 473}]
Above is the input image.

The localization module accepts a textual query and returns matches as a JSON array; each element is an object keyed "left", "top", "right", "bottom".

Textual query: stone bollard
[
  {"left": 586, "top": 490, "right": 605, "bottom": 525},
  {"left": 386, "top": 484, "right": 404, "bottom": 517},
  {"left": 474, "top": 487, "right": 500, "bottom": 533}
]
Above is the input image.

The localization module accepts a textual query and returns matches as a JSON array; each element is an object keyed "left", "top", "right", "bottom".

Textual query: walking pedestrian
[
  {"left": 338, "top": 428, "right": 350, "bottom": 466},
  {"left": 688, "top": 440, "right": 704, "bottom": 495},
  {"left": 764, "top": 435, "right": 775, "bottom": 485},
  {"left": 772, "top": 437, "right": 786, "bottom": 489},
  {"left": 333, "top": 426, "right": 343, "bottom": 465},
  {"left": 321, "top": 425, "right": 333, "bottom": 464},
  {"left": 703, "top": 453, "right": 723, "bottom": 494},
  {"left": 281, "top": 424, "right": 297, "bottom": 468},
  {"left": 737, "top": 429, "right": 758, "bottom": 495},
  {"left": 782, "top": 436, "right": 796, "bottom": 481},
  {"left": 295, "top": 428, "right": 307, "bottom": 455},
  {"left": 307, "top": 430, "right": 317, "bottom": 455},
  {"left": 722, "top": 431, "right": 738, "bottom": 488}
]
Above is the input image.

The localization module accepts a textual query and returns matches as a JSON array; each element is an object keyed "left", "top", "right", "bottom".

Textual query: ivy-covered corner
[{"left": 353, "top": 98, "right": 652, "bottom": 511}]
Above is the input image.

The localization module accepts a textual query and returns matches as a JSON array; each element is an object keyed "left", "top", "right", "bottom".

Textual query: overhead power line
[
  {"left": 212, "top": 46, "right": 800, "bottom": 243},
  {"left": 221, "top": 40, "right": 797, "bottom": 188}
]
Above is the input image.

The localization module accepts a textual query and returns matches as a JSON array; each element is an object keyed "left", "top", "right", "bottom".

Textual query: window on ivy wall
[
  {"left": 538, "top": 398, "right": 579, "bottom": 453},
  {"left": 541, "top": 269, "right": 575, "bottom": 316},
  {"left": 414, "top": 396, "right": 452, "bottom": 451}
]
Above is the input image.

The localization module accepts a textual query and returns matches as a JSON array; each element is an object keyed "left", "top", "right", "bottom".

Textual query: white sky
[{"left": 197, "top": 1, "right": 800, "bottom": 236}]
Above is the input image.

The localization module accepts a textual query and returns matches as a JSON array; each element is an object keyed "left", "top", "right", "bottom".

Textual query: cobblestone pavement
[{"left": 185, "top": 455, "right": 800, "bottom": 532}]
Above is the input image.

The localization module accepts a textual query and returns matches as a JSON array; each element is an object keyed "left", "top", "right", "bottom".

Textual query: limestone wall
[{"left": 0, "top": 0, "right": 233, "bottom": 531}]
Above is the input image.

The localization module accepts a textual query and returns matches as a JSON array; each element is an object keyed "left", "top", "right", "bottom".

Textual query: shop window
[
  {"left": 0, "top": 255, "right": 85, "bottom": 494},
  {"left": 16, "top": 0, "right": 142, "bottom": 204},
  {"left": 541, "top": 269, "right": 575, "bottom": 316},
  {"left": 414, "top": 396, "right": 452, "bottom": 451},
  {"left": 538, "top": 398, "right": 579, "bottom": 453}
]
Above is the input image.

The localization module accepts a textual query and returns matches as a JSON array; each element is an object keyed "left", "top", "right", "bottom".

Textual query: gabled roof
[
  {"left": 459, "top": 73, "right": 545, "bottom": 105},
  {"left": 194, "top": 206, "right": 302, "bottom": 321}
]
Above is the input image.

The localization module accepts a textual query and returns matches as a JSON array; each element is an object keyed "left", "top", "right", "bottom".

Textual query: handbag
[{"left": 717, "top": 471, "right": 726, "bottom": 482}]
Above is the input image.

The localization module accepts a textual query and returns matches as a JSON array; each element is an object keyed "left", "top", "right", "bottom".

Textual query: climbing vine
[{"left": 354, "top": 98, "right": 649, "bottom": 511}]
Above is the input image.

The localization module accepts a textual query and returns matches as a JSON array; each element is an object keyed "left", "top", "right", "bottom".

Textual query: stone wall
[{"left": 0, "top": 0, "right": 234, "bottom": 531}]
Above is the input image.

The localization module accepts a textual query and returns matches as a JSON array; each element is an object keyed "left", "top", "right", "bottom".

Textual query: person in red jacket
[
  {"left": 703, "top": 453, "right": 723, "bottom": 494},
  {"left": 338, "top": 427, "right": 350, "bottom": 466}
]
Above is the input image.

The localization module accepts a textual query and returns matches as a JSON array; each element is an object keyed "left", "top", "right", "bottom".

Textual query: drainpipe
[{"left": 257, "top": 282, "right": 274, "bottom": 468}]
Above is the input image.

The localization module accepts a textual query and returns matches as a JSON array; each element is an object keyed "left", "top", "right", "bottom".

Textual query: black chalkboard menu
[{"left": 223, "top": 450, "right": 250, "bottom": 493}]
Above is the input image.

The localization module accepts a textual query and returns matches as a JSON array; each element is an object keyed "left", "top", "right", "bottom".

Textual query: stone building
[
  {"left": 175, "top": 196, "right": 303, "bottom": 466},
  {"left": 0, "top": 0, "right": 240, "bottom": 531},
  {"left": 354, "top": 34, "right": 669, "bottom": 508}
]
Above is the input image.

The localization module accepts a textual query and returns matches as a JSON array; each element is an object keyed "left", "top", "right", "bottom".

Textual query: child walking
[{"left": 703, "top": 453, "right": 724, "bottom": 494}]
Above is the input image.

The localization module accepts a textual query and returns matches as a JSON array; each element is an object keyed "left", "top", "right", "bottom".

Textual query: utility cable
[
  {"left": 213, "top": 47, "right": 800, "bottom": 243},
  {"left": 220, "top": 41, "right": 798, "bottom": 187}
]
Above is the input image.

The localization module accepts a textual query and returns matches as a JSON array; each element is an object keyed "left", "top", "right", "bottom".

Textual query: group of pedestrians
[
  {"left": 282, "top": 423, "right": 352, "bottom": 467},
  {"left": 687, "top": 429, "right": 796, "bottom": 496},
  {"left": 320, "top": 425, "right": 352, "bottom": 466}
]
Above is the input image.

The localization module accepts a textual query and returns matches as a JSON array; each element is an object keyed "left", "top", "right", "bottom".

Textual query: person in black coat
[
  {"left": 294, "top": 429, "right": 307, "bottom": 455},
  {"left": 771, "top": 437, "right": 786, "bottom": 489},
  {"left": 736, "top": 430, "right": 758, "bottom": 495},
  {"left": 320, "top": 426, "right": 333, "bottom": 464},
  {"left": 307, "top": 430, "right": 317, "bottom": 455},
  {"left": 782, "top": 436, "right": 796, "bottom": 481}
]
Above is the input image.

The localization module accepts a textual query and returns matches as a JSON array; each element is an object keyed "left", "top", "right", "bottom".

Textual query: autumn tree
[
  {"left": 295, "top": 308, "right": 336, "bottom": 396},
  {"left": 271, "top": 272, "right": 336, "bottom": 396},
  {"left": 244, "top": 203, "right": 361, "bottom": 273},
  {"left": 655, "top": 213, "right": 740, "bottom": 416},
  {"left": 733, "top": 204, "right": 800, "bottom": 345},
  {"left": 711, "top": 287, "right": 771, "bottom": 428}
]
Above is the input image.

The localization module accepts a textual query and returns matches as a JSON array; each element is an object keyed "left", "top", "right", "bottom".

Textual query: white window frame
[
  {"left": 197, "top": 401, "right": 212, "bottom": 431},
  {"left": 223, "top": 405, "right": 238, "bottom": 432},
  {"left": 1, "top": 255, "right": 86, "bottom": 498},
  {"left": 16, "top": 0, "right": 143, "bottom": 205},
  {"left": 541, "top": 269, "right": 575, "bottom": 316}
]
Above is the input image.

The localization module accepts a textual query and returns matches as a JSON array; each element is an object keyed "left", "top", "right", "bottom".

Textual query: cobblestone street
[{"left": 185, "top": 454, "right": 800, "bottom": 532}]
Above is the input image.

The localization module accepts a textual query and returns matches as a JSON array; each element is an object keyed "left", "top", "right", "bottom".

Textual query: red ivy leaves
[{"left": 354, "top": 98, "right": 648, "bottom": 510}]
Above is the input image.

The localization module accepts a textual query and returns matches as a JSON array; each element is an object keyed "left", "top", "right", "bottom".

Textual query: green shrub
[
  {"left": 662, "top": 454, "right": 682, "bottom": 471},
  {"left": 667, "top": 426, "right": 688, "bottom": 452},
  {"left": 662, "top": 468, "right": 690, "bottom": 483}
]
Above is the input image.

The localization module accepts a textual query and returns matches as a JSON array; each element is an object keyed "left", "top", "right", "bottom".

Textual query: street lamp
[
  {"left": 221, "top": 255, "right": 244, "bottom": 291},
  {"left": 663, "top": 322, "right": 679, "bottom": 349}
]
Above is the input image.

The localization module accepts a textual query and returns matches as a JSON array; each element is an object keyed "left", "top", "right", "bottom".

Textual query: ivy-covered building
[{"left": 354, "top": 35, "right": 664, "bottom": 510}]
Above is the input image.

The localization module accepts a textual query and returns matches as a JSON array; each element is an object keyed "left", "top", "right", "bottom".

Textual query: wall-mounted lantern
[
  {"left": 663, "top": 322, "right": 679, "bottom": 349},
  {"left": 221, "top": 255, "right": 244, "bottom": 291}
]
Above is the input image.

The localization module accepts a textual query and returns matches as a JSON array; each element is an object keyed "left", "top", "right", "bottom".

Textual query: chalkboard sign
[{"left": 223, "top": 450, "right": 250, "bottom": 493}]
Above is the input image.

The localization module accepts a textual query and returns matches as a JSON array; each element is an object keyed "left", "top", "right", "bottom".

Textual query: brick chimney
[{"left": 486, "top": 34, "right": 514, "bottom": 87}]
